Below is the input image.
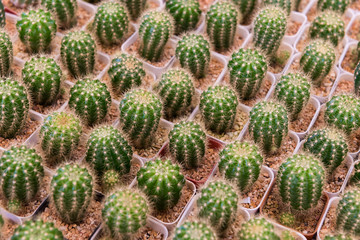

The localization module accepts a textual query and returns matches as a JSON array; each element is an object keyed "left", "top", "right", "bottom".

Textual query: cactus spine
[
  {"left": 119, "top": 0, "right": 146, "bottom": 20},
  {"left": 41, "top": 0, "right": 77, "bottom": 28},
  {"left": 173, "top": 221, "right": 217, "bottom": 240},
  {"left": 317, "top": 0, "right": 351, "bottom": 14},
  {"left": 11, "top": 220, "right": 63, "bottom": 240},
  {"left": 336, "top": 188, "right": 360, "bottom": 236},
  {"left": 238, "top": 218, "right": 280, "bottom": 240},
  {"left": 263, "top": 0, "right": 292, "bottom": 15},
  {"left": 0, "top": 31, "right": 13, "bottom": 77}
]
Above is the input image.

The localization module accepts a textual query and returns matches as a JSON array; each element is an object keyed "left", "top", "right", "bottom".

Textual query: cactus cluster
[
  {"left": 317, "top": 0, "right": 351, "bottom": 14},
  {"left": 41, "top": 0, "right": 77, "bottom": 29},
  {"left": 173, "top": 221, "right": 217, "bottom": 240},
  {"left": 238, "top": 218, "right": 280, "bottom": 240},
  {"left": 263, "top": 0, "right": 292, "bottom": 15},
  {"left": 336, "top": 188, "right": 360, "bottom": 236},
  {"left": 119, "top": 0, "right": 146, "bottom": 20},
  {"left": 11, "top": 220, "right": 63, "bottom": 240},
  {"left": 355, "top": 60, "right": 360, "bottom": 96},
  {"left": 232, "top": 0, "right": 256, "bottom": 22},
  {"left": 0, "top": 31, "right": 13, "bottom": 77}
]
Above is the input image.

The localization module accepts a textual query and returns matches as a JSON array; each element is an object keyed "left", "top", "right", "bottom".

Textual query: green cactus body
[
  {"left": 232, "top": 0, "right": 256, "bottom": 21},
  {"left": 317, "top": 0, "right": 351, "bottom": 14},
  {"left": 355, "top": 61, "right": 360, "bottom": 96},
  {"left": 16, "top": 9, "right": 57, "bottom": 53},
  {"left": 137, "top": 159, "right": 185, "bottom": 211},
  {"left": 119, "top": 0, "right": 146, "bottom": 20},
  {"left": 227, "top": 48, "right": 267, "bottom": 100},
  {"left": 219, "top": 141, "right": 262, "bottom": 192},
  {"left": 41, "top": 0, "right": 77, "bottom": 28},
  {"left": 169, "top": 121, "right": 206, "bottom": 169},
  {"left": 103, "top": 170, "right": 120, "bottom": 193},
  {"left": 279, "top": 213, "right": 296, "bottom": 228},
  {"left": 0, "top": 31, "right": 13, "bottom": 77},
  {"left": 69, "top": 78, "right": 111, "bottom": 126},
  {"left": 40, "top": 112, "right": 82, "bottom": 161},
  {"left": 281, "top": 231, "right": 296, "bottom": 240},
  {"left": 11, "top": 220, "right": 63, "bottom": 240},
  {"left": 206, "top": 0, "right": 240, "bottom": 52},
  {"left": 336, "top": 188, "right": 360, "bottom": 236},
  {"left": 138, "top": 10, "right": 174, "bottom": 62},
  {"left": 0, "top": 1, "right": 5, "bottom": 28},
  {"left": 263, "top": 0, "right": 292, "bottom": 15},
  {"left": 60, "top": 31, "right": 96, "bottom": 78},
  {"left": 0, "top": 146, "right": 44, "bottom": 204},
  {"left": 253, "top": 6, "right": 287, "bottom": 56},
  {"left": 238, "top": 218, "right": 280, "bottom": 240},
  {"left": 0, "top": 78, "right": 29, "bottom": 139},
  {"left": 278, "top": 153, "right": 325, "bottom": 211},
  {"left": 102, "top": 188, "right": 149, "bottom": 239},
  {"left": 175, "top": 33, "right": 211, "bottom": 79},
  {"left": 357, "top": 42, "right": 360, "bottom": 62},
  {"left": 274, "top": 72, "right": 311, "bottom": 121},
  {"left": 309, "top": 11, "right": 345, "bottom": 47},
  {"left": 119, "top": 89, "right": 163, "bottom": 149},
  {"left": 199, "top": 85, "right": 238, "bottom": 134},
  {"left": 51, "top": 164, "right": 93, "bottom": 223},
  {"left": 174, "top": 221, "right": 217, "bottom": 240},
  {"left": 324, "top": 234, "right": 352, "bottom": 240}
]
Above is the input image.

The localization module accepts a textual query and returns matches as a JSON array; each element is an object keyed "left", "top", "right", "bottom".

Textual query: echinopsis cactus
[
  {"left": 336, "top": 188, "right": 360, "bottom": 236},
  {"left": 168, "top": 121, "right": 207, "bottom": 169},
  {"left": 173, "top": 221, "right": 217, "bottom": 240},
  {"left": 0, "top": 31, "right": 13, "bottom": 77},
  {"left": 119, "top": 89, "right": 163, "bottom": 149},
  {"left": 51, "top": 164, "right": 93, "bottom": 223},
  {"left": 206, "top": 0, "right": 240, "bottom": 52},
  {"left": 22, "top": 56, "right": 62, "bottom": 105},
  {"left": 102, "top": 188, "right": 149, "bottom": 239},
  {"left": 175, "top": 33, "right": 211, "bottom": 79},
  {"left": 249, "top": 100, "right": 288, "bottom": 155},
  {"left": 277, "top": 153, "right": 325, "bottom": 211},
  {"left": 231, "top": 0, "right": 256, "bottom": 22},
  {"left": 41, "top": 0, "right": 77, "bottom": 28},
  {"left": 137, "top": 159, "right": 185, "bottom": 211},
  {"left": 355, "top": 61, "right": 360, "bottom": 96},
  {"left": 11, "top": 220, "right": 63, "bottom": 240},
  {"left": 138, "top": 10, "right": 174, "bottom": 62},
  {"left": 60, "top": 31, "right": 96, "bottom": 78},
  {"left": 253, "top": 6, "right": 287, "bottom": 56},
  {"left": 274, "top": 72, "right": 311, "bottom": 121},
  {"left": 0, "top": 78, "right": 29, "bottom": 139},
  {"left": 324, "top": 234, "right": 353, "bottom": 240},
  {"left": 199, "top": 85, "right": 238, "bottom": 134},
  {"left": 93, "top": 2, "right": 130, "bottom": 45},
  {"left": 0, "top": 1, "right": 5, "bottom": 27},
  {"left": 219, "top": 141, "right": 263, "bottom": 193},
  {"left": 280, "top": 213, "right": 296, "bottom": 227},
  {"left": 317, "top": 0, "right": 351, "bottom": 14},
  {"left": 16, "top": 9, "right": 57, "bottom": 53},
  {"left": 238, "top": 218, "right": 280, "bottom": 240},
  {"left": 227, "top": 48, "right": 268, "bottom": 100},
  {"left": 263, "top": 0, "right": 292, "bottom": 15},
  {"left": 69, "top": 78, "right": 111, "bottom": 126},
  {"left": 119, "top": 0, "right": 146, "bottom": 20}
]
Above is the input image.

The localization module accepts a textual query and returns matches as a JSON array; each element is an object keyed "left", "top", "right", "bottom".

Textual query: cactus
[
  {"left": 227, "top": 48, "right": 268, "bottom": 100},
  {"left": 51, "top": 163, "right": 93, "bottom": 223},
  {"left": 11, "top": 220, "right": 63, "bottom": 240},
  {"left": 103, "top": 170, "right": 120, "bottom": 193},
  {"left": 299, "top": 40, "right": 336, "bottom": 85},
  {"left": 336, "top": 188, "right": 360, "bottom": 236},
  {"left": 253, "top": 6, "right": 287, "bottom": 56},
  {"left": 173, "top": 221, "right": 217, "bottom": 240},
  {"left": 324, "top": 234, "right": 352, "bottom": 240},
  {"left": 0, "top": 1, "right": 5, "bottom": 28},
  {"left": 317, "top": 0, "right": 351, "bottom": 14},
  {"left": 279, "top": 213, "right": 296, "bottom": 227},
  {"left": 231, "top": 0, "right": 257, "bottom": 22},
  {"left": 325, "top": 94, "right": 360, "bottom": 135},
  {"left": 60, "top": 31, "right": 96, "bottom": 78},
  {"left": 218, "top": 141, "right": 263, "bottom": 193},
  {"left": 41, "top": 0, "right": 77, "bottom": 28},
  {"left": 263, "top": 0, "right": 292, "bottom": 15},
  {"left": 119, "top": 0, "right": 146, "bottom": 20},
  {"left": 168, "top": 121, "right": 206, "bottom": 169},
  {"left": 22, "top": 56, "right": 62, "bottom": 105},
  {"left": 249, "top": 100, "right": 288, "bottom": 155},
  {"left": 309, "top": 11, "right": 345, "bottom": 47},
  {"left": 0, "top": 31, "right": 13, "bottom": 77},
  {"left": 175, "top": 33, "right": 211, "bottom": 79},
  {"left": 357, "top": 42, "right": 360, "bottom": 62},
  {"left": 16, "top": 9, "right": 57, "bottom": 53},
  {"left": 93, "top": 2, "right": 130, "bottom": 45},
  {"left": 281, "top": 231, "right": 296, "bottom": 240},
  {"left": 277, "top": 153, "right": 325, "bottom": 211},
  {"left": 206, "top": 0, "right": 240, "bottom": 52},
  {"left": 155, "top": 68, "right": 195, "bottom": 118},
  {"left": 355, "top": 61, "right": 360, "bottom": 96},
  {"left": 350, "top": 161, "right": 360, "bottom": 185},
  {"left": 0, "top": 78, "right": 29, "bottom": 139},
  {"left": 199, "top": 85, "right": 238, "bottom": 134},
  {"left": 102, "top": 188, "right": 149, "bottom": 239},
  {"left": 138, "top": 10, "right": 174, "bottom": 62},
  {"left": 238, "top": 218, "right": 280, "bottom": 240},
  {"left": 40, "top": 111, "right": 82, "bottom": 162},
  {"left": 119, "top": 89, "right": 163, "bottom": 149},
  {"left": 137, "top": 159, "right": 185, "bottom": 211},
  {"left": 274, "top": 72, "right": 311, "bottom": 121},
  {"left": 69, "top": 78, "right": 111, "bottom": 126}
]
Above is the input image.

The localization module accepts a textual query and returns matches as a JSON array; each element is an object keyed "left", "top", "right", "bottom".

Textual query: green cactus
[
  {"left": 103, "top": 170, "right": 120, "bottom": 193},
  {"left": 231, "top": 0, "right": 257, "bottom": 22},
  {"left": 16, "top": 9, "right": 57, "bottom": 53},
  {"left": 11, "top": 220, "right": 63, "bottom": 240},
  {"left": 354, "top": 61, "right": 360, "bottom": 96},
  {"left": 0, "top": 1, "right": 5, "bottom": 28},
  {"left": 168, "top": 121, "right": 206, "bottom": 169},
  {"left": 138, "top": 10, "right": 174, "bottom": 62},
  {"left": 69, "top": 78, "right": 111, "bottom": 126},
  {"left": 324, "top": 234, "right": 352, "bottom": 240},
  {"left": 51, "top": 163, "right": 93, "bottom": 223},
  {"left": 173, "top": 221, "right": 217, "bottom": 240},
  {"left": 309, "top": 11, "right": 345, "bottom": 47},
  {"left": 317, "top": 0, "right": 351, "bottom": 14},
  {"left": 357, "top": 42, "right": 360, "bottom": 62},
  {"left": 274, "top": 72, "right": 311, "bottom": 121},
  {"left": 137, "top": 159, "right": 185, "bottom": 211},
  {"left": 263, "top": 0, "right": 292, "bottom": 15},
  {"left": 199, "top": 85, "right": 238, "bottom": 134},
  {"left": 0, "top": 31, "right": 13, "bottom": 77},
  {"left": 218, "top": 141, "right": 263, "bottom": 193},
  {"left": 60, "top": 31, "right": 96, "bottom": 78},
  {"left": 175, "top": 33, "right": 211, "bottom": 79},
  {"left": 336, "top": 188, "right": 360, "bottom": 236},
  {"left": 249, "top": 100, "right": 288, "bottom": 155},
  {"left": 119, "top": 0, "right": 146, "bottom": 20},
  {"left": 102, "top": 188, "right": 149, "bottom": 239},
  {"left": 238, "top": 218, "right": 280, "bottom": 240},
  {"left": 281, "top": 231, "right": 296, "bottom": 240},
  {"left": 0, "top": 78, "right": 29, "bottom": 139},
  {"left": 119, "top": 89, "right": 163, "bottom": 149},
  {"left": 227, "top": 48, "right": 268, "bottom": 100},
  {"left": 278, "top": 153, "right": 325, "bottom": 211},
  {"left": 350, "top": 161, "right": 360, "bottom": 185},
  {"left": 41, "top": 0, "right": 77, "bottom": 28},
  {"left": 253, "top": 6, "right": 287, "bottom": 56},
  {"left": 206, "top": 0, "right": 240, "bottom": 52}
]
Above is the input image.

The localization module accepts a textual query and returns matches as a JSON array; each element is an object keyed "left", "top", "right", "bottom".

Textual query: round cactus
[
  {"left": 168, "top": 121, "right": 207, "bottom": 169},
  {"left": 119, "top": 0, "right": 146, "bottom": 20},
  {"left": 281, "top": 231, "right": 296, "bottom": 240},
  {"left": 0, "top": 31, "right": 13, "bottom": 77},
  {"left": 238, "top": 218, "right": 280, "bottom": 240},
  {"left": 69, "top": 78, "right": 111, "bottom": 126},
  {"left": 354, "top": 61, "right": 360, "bottom": 96},
  {"left": 263, "top": 0, "right": 292, "bottom": 15},
  {"left": 51, "top": 163, "right": 93, "bottom": 223},
  {"left": 103, "top": 170, "right": 120, "bottom": 193},
  {"left": 137, "top": 159, "right": 185, "bottom": 211},
  {"left": 41, "top": 0, "right": 77, "bottom": 28},
  {"left": 317, "top": 0, "right": 351, "bottom": 14},
  {"left": 277, "top": 153, "right": 325, "bottom": 211},
  {"left": 232, "top": 0, "right": 256, "bottom": 21},
  {"left": 227, "top": 48, "right": 268, "bottom": 100},
  {"left": 11, "top": 220, "right": 63, "bottom": 240},
  {"left": 336, "top": 188, "right": 360, "bottom": 236},
  {"left": 173, "top": 221, "right": 217, "bottom": 240},
  {"left": 16, "top": 9, "right": 57, "bottom": 53},
  {"left": 199, "top": 85, "right": 239, "bottom": 134},
  {"left": 324, "top": 234, "right": 352, "bottom": 240},
  {"left": 175, "top": 33, "right": 211, "bottom": 79},
  {"left": 22, "top": 56, "right": 62, "bottom": 105},
  {"left": 60, "top": 31, "right": 96, "bottom": 78}
]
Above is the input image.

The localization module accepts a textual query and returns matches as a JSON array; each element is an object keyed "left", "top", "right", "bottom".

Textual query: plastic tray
[
  {"left": 338, "top": 40, "right": 358, "bottom": 75},
  {"left": 316, "top": 197, "right": 340, "bottom": 240}
]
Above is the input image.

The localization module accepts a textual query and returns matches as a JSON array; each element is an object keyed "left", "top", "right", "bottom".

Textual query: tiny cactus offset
[
  {"left": 279, "top": 213, "right": 296, "bottom": 228},
  {"left": 11, "top": 220, "right": 63, "bottom": 240},
  {"left": 173, "top": 221, "right": 217, "bottom": 240},
  {"left": 10, "top": 0, "right": 39, "bottom": 8},
  {"left": 238, "top": 218, "right": 280, "bottom": 240},
  {"left": 317, "top": 0, "right": 351, "bottom": 14},
  {"left": 119, "top": 0, "right": 146, "bottom": 20},
  {"left": 336, "top": 187, "right": 360, "bottom": 236},
  {"left": 41, "top": 0, "right": 77, "bottom": 28},
  {"left": 263, "top": 0, "right": 292, "bottom": 15},
  {"left": 103, "top": 170, "right": 120, "bottom": 193},
  {"left": 0, "top": 31, "right": 13, "bottom": 77}
]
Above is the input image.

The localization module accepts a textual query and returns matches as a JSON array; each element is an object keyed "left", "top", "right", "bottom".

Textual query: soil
[
  {"left": 133, "top": 127, "right": 170, "bottom": 159},
  {"left": 218, "top": 33, "right": 245, "bottom": 57},
  {"left": 1, "top": 220, "right": 18, "bottom": 240},
  {"left": 76, "top": 7, "right": 93, "bottom": 30},
  {"left": 347, "top": 17, "right": 360, "bottom": 41},
  {"left": 91, "top": 225, "right": 163, "bottom": 240},
  {"left": 120, "top": 162, "right": 140, "bottom": 186},
  {"left": 334, "top": 79, "right": 354, "bottom": 95},
  {"left": 286, "top": 19, "right": 302, "bottom": 36},
  {"left": 289, "top": 103, "right": 317, "bottom": 133},
  {"left": 341, "top": 45, "right": 358, "bottom": 74},
  {"left": 324, "top": 162, "right": 349, "bottom": 193},
  {"left": 199, "top": 0, "right": 214, "bottom": 11},
  {"left": 298, "top": 0, "right": 311, "bottom": 13},
  {"left": 10, "top": 62, "right": 22, "bottom": 78},
  {"left": 351, "top": 0, "right": 360, "bottom": 11},
  {"left": 4, "top": 18, "right": 17, "bottom": 39},
  {"left": 318, "top": 204, "right": 337, "bottom": 239}
]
